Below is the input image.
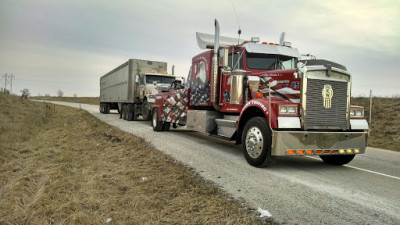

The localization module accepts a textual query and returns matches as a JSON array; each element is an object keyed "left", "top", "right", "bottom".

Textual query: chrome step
[{"left": 215, "top": 118, "right": 237, "bottom": 138}]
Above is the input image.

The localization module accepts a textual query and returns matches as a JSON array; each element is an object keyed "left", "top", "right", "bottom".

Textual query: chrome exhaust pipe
[{"left": 211, "top": 19, "right": 220, "bottom": 111}]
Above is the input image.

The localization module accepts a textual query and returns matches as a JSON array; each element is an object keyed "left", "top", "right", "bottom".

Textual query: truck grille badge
[{"left": 322, "top": 84, "right": 333, "bottom": 109}]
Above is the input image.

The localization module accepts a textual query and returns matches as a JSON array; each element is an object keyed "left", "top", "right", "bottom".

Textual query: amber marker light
[
  {"left": 323, "top": 150, "right": 330, "bottom": 154},
  {"left": 287, "top": 150, "right": 295, "bottom": 155},
  {"left": 306, "top": 150, "right": 314, "bottom": 155},
  {"left": 315, "top": 150, "right": 322, "bottom": 154},
  {"left": 297, "top": 150, "right": 305, "bottom": 155},
  {"left": 256, "top": 92, "right": 264, "bottom": 98},
  {"left": 149, "top": 90, "right": 152, "bottom": 94},
  {"left": 339, "top": 149, "right": 346, "bottom": 154},
  {"left": 354, "top": 149, "right": 360, "bottom": 154},
  {"left": 331, "top": 150, "right": 338, "bottom": 154},
  {"left": 347, "top": 149, "right": 353, "bottom": 154}
]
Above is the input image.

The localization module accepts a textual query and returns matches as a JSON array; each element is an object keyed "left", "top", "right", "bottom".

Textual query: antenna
[{"left": 230, "top": 0, "right": 241, "bottom": 44}]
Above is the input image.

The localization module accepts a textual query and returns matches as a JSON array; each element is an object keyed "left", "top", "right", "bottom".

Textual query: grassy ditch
[
  {"left": 0, "top": 93, "right": 273, "bottom": 224},
  {"left": 351, "top": 97, "right": 400, "bottom": 151}
]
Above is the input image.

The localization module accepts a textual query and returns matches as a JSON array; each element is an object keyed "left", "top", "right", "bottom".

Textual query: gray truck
[{"left": 99, "top": 59, "right": 175, "bottom": 120}]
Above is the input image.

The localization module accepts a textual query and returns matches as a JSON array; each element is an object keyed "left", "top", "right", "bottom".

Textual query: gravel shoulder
[{"left": 42, "top": 101, "right": 400, "bottom": 224}]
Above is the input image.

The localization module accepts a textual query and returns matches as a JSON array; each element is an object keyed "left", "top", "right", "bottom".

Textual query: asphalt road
[{"left": 42, "top": 101, "right": 400, "bottom": 224}]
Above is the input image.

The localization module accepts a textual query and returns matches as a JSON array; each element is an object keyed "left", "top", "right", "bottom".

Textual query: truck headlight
[
  {"left": 279, "top": 105, "right": 297, "bottom": 115},
  {"left": 350, "top": 108, "right": 364, "bottom": 118}
]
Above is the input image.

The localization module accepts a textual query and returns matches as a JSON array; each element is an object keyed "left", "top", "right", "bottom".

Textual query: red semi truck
[{"left": 151, "top": 20, "right": 369, "bottom": 167}]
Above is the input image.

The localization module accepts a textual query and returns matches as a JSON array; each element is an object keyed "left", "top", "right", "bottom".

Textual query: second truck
[
  {"left": 151, "top": 20, "right": 369, "bottom": 167},
  {"left": 100, "top": 59, "right": 176, "bottom": 120}
]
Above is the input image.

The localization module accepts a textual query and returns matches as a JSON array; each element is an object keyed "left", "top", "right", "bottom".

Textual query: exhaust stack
[{"left": 211, "top": 19, "right": 221, "bottom": 111}]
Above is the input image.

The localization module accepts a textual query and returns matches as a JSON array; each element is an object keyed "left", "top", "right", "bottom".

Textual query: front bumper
[{"left": 271, "top": 130, "right": 368, "bottom": 156}]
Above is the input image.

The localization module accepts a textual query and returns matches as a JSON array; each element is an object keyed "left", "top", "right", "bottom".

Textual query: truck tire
[
  {"left": 163, "top": 122, "right": 170, "bottom": 131},
  {"left": 105, "top": 104, "right": 110, "bottom": 114},
  {"left": 122, "top": 105, "right": 127, "bottom": 120},
  {"left": 99, "top": 104, "right": 104, "bottom": 113},
  {"left": 320, "top": 155, "right": 355, "bottom": 165},
  {"left": 152, "top": 108, "right": 163, "bottom": 132},
  {"left": 141, "top": 100, "right": 151, "bottom": 121},
  {"left": 127, "top": 104, "right": 134, "bottom": 121},
  {"left": 242, "top": 117, "right": 275, "bottom": 167}
]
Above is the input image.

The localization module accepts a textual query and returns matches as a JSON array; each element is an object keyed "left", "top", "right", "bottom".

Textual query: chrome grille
[{"left": 305, "top": 79, "right": 348, "bottom": 129}]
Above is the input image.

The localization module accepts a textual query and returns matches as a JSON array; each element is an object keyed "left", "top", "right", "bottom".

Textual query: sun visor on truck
[
  {"left": 243, "top": 43, "right": 301, "bottom": 58},
  {"left": 196, "top": 32, "right": 246, "bottom": 50}
]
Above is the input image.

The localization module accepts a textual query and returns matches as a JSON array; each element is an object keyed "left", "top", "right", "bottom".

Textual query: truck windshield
[
  {"left": 146, "top": 75, "right": 174, "bottom": 84},
  {"left": 247, "top": 53, "right": 297, "bottom": 70}
]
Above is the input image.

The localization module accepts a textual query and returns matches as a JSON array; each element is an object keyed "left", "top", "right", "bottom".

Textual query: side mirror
[
  {"left": 219, "top": 47, "right": 229, "bottom": 68},
  {"left": 135, "top": 75, "right": 139, "bottom": 83}
]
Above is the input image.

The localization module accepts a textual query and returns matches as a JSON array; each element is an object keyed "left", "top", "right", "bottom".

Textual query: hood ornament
[{"left": 322, "top": 84, "right": 333, "bottom": 109}]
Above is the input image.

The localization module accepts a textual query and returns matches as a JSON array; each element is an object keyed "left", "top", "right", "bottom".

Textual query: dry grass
[
  {"left": 33, "top": 96, "right": 99, "bottom": 105},
  {"left": 0, "top": 93, "right": 274, "bottom": 225},
  {"left": 352, "top": 97, "right": 400, "bottom": 151}
]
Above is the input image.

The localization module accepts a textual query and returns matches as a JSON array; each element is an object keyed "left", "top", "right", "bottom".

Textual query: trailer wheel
[
  {"left": 105, "top": 104, "right": 110, "bottom": 114},
  {"left": 152, "top": 108, "right": 163, "bottom": 132},
  {"left": 242, "top": 117, "right": 274, "bottom": 167},
  {"left": 141, "top": 100, "right": 151, "bottom": 121},
  {"left": 320, "top": 155, "right": 355, "bottom": 165},
  {"left": 122, "top": 105, "right": 127, "bottom": 120},
  {"left": 99, "top": 104, "right": 103, "bottom": 113}
]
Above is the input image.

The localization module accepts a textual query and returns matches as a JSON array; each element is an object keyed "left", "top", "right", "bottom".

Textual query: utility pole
[
  {"left": 2, "top": 73, "right": 15, "bottom": 94},
  {"left": 3, "top": 73, "right": 6, "bottom": 91},
  {"left": 10, "top": 74, "right": 14, "bottom": 93}
]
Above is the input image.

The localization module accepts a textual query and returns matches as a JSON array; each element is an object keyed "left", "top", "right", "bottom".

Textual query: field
[
  {"left": 351, "top": 97, "right": 400, "bottom": 151},
  {"left": 0, "top": 93, "right": 273, "bottom": 224}
]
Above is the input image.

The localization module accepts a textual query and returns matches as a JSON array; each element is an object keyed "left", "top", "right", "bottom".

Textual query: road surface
[{"left": 40, "top": 101, "right": 400, "bottom": 224}]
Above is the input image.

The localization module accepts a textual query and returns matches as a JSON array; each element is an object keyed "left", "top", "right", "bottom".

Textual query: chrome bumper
[{"left": 271, "top": 130, "right": 368, "bottom": 156}]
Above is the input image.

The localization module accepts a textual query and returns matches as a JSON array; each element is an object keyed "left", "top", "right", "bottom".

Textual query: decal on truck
[
  {"left": 190, "top": 60, "right": 210, "bottom": 106},
  {"left": 162, "top": 89, "right": 188, "bottom": 124},
  {"left": 259, "top": 76, "right": 300, "bottom": 103}
]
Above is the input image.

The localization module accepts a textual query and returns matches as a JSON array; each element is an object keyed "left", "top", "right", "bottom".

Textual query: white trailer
[{"left": 100, "top": 59, "right": 175, "bottom": 120}]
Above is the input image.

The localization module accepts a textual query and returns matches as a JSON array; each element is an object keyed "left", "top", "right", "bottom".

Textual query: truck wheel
[
  {"left": 320, "top": 155, "right": 355, "bottom": 165},
  {"left": 152, "top": 108, "right": 163, "bottom": 132},
  {"left": 122, "top": 105, "right": 127, "bottom": 120},
  {"left": 141, "top": 100, "right": 151, "bottom": 120},
  {"left": 163, "top": 122, "right": 170, "bottom": 131},
  {"left": 99, "top": 104, "right": 103, "bottom": 113},
  {"left": 242, "top": 117, "right": 274, "bottom": 168},
  {"left": 127, "top": 104, "right": 134, "bottom": 121},
  {"left": 105, "top": 104, "right": 110, "bottom": 114}
]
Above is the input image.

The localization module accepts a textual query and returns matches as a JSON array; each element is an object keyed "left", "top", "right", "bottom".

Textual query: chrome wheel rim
[
  {"left": 152, "top": 111, "right": 157, "bottom": 128},
  {"left": 245, "top": 126, "right": 264, "bottom": 159}
]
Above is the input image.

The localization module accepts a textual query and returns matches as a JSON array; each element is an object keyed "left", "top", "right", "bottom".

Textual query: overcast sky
[{"left": 0, "top": 0, "right": 399, "bottom": 97}]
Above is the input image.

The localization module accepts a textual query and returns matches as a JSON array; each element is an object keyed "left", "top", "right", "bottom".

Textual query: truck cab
[{"left": 137, "top": 72, "right": 175, "bottom": 119}]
